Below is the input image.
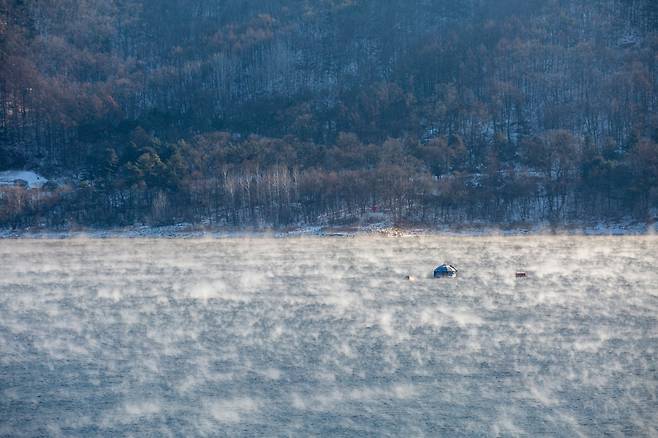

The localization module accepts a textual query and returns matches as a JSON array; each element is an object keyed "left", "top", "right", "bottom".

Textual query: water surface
[{"left": 1, "top": 236, "right": 657, "bottom": 436}]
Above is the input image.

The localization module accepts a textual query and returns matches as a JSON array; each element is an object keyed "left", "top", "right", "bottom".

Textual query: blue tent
[{"left": 434, "top": 264, "right": 458, "bottom": 278}]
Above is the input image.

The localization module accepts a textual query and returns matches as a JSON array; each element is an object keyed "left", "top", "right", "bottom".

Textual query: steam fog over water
[{"left": 0, "top": 236, "right": 656, "bottom": 436}]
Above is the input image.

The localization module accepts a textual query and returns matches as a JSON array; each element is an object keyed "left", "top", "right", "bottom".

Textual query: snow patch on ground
[
  {"left": 0, "top": 219, "right": 655, "bottom": 239},
  {"left": 0, "top": 170, "right": 48, "bottom": 188}
]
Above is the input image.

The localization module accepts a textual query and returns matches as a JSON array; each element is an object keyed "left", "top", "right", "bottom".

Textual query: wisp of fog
[{"left": 0, "top": 236, "right": 656, "bottom": 436}]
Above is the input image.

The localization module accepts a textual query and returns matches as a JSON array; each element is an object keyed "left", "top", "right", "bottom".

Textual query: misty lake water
[{"left": 0, "top": 236, "right": 656, "bottom": 436}]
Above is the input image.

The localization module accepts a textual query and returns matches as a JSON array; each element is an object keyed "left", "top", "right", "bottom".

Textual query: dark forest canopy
[{"left": 0, "top": 0, "right": 657, "bottom": 228}]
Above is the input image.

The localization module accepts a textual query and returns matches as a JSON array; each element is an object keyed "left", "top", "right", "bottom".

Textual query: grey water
[{"left": 0, "top": 236, "right": 656, "bottom": 436}]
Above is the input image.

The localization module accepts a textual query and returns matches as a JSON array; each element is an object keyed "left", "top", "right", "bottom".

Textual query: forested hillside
[{"left": 1, "top": 0, "right": 657, "bottom": 228}]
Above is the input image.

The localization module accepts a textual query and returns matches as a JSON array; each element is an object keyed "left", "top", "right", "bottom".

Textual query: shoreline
[{"left": 1, "top": 220, "right": 655, "bottom": 239}]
